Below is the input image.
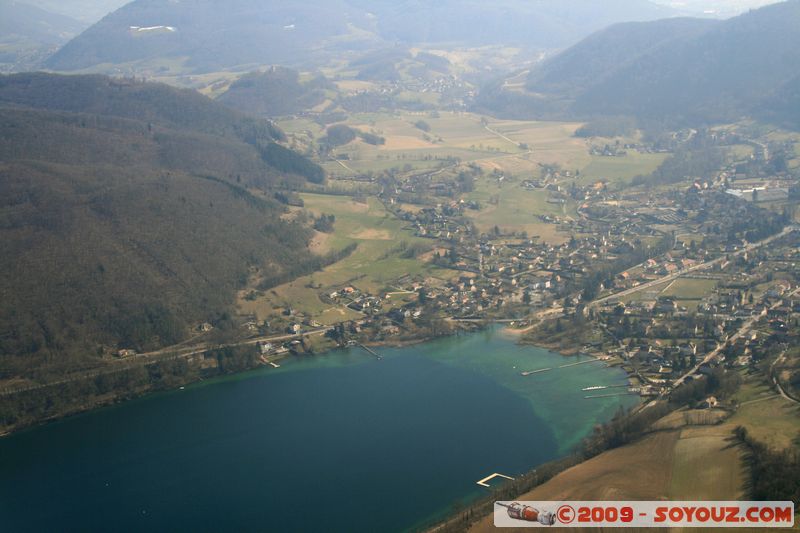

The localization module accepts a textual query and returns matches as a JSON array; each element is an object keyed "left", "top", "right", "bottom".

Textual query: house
[
  {"left": 117, "top": 349, "right": 137, "bottom": 358},
  {"left": 701, "top": 396, "right": 718, "bottom": 409},
  {"left": 259, "top": 342, "right": 274, "bottom": 355},
  {"left": 698, "top": 363, "right": 715, "bottom": 376},
  {"left": 661, "top": 263, "right": 679, "bottom": 275}
]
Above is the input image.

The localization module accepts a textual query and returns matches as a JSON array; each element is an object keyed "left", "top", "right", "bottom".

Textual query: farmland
[
  {"left": 278, "top": 111, "right": 666, "bottom": 241},
  {"left": 237, "top": 193, "right": 457, "bottom": 324},
  {"left": 279, "top": 111, "right": 665, "bottom": 184},
  {"left": 728, "top": 374, "right": 800, "bottom": 451}
]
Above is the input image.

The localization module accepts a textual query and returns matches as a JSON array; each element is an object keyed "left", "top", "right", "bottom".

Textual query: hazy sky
[
  {"left": 22, "top": 0, "right": 787, "bottom": 27},
  {"left": 651, "top": 0, "right": 784, "bottom": 16}
]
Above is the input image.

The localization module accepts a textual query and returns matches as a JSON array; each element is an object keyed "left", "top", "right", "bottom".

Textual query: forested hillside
[
  {"left": 478, "top": 0, "right": 800, "bottom": 129},
  {"left": 218, "top": 67, "right": 332, "bottom": 118},
  {"left": 349, "top": 0, "right": 672, "bottom": 48},
  {"left": 525, "top": 17, "right": 719, "bottom": 98},
  {"left": 0, "top": 73, "right": 325, "bottom": 379}
]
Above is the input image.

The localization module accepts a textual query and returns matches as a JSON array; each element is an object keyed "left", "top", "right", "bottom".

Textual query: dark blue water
[{"left": 0, "top": 330, "right": 634, "bottom": 532}]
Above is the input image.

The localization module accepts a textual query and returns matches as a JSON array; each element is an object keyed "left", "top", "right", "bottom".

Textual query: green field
[
  {"left": 238, "top": 193, "right": 457, "bottom": 323},
  {"left": 580, "top": 152, "right": 668, "bottom": 184},
  {"left": 275, "top": 111, "right": 674, "bottom": 243},
  {"left": 669, "top": 425, "right": 745, "bottom": 500},
  {"left": 660, "top": 278, "right": 718, "bottom": 300},
  {"left": 463, "top": 176, "right": 576, "bottom": 242},
  {"left": 730, "top": 377, "right": 800, "bottom": 451},
  {"left": 279, "top": 112, "right": 595, "bottom": 178},
  {"left": 620, "top": 281, "right": 672, "bottom": 304}
]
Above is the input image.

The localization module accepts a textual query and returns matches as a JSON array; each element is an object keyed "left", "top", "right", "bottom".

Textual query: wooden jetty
[
  {"left": 358, "top": 343, "right": 382, "bottom": 360},
  {"left": 584, "top": 391, "right": 635, "bottom": 399},
  {"left": 476, "top": 473, "right": 515, "bottom": 487},
  {"left": 521, "top": 368, "right": 552, "bottom": 376},
  {"left": 559, "top": 358, "right": 602, "bottom": 369}
]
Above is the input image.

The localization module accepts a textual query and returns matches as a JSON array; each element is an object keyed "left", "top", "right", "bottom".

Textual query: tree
[
  {"left": 324, "top": 124, "right": 357, "bottom": 147},
  {"left": 414, "top": 120, "right": 431, "bottom": 132},
  {"left": 523, "top": 291, "right": 532, "bottom": 304}
]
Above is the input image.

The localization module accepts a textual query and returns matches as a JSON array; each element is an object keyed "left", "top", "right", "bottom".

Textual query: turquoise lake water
[{"left": 0, "top": 328, "right": 636, "bottom": 532}]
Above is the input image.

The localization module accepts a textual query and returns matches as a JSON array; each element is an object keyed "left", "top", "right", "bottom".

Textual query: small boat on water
[{"left": 581, "top": 385, "right": 607, "bottom": 391}]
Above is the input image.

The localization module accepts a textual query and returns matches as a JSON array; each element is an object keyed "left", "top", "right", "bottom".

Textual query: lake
[{"left": 0, "top": 328, "right": 637, "bottom": 532}]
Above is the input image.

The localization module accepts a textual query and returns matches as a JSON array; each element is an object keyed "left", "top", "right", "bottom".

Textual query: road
[
  {"left": 770, "top": 349, "right": 800, "bottom": 405},
  {"left": 447, "top": 307, "right": 564, "bottom": 328},
  {"left": 332, "top": 158, "right": 356, "bottom": 174},
  {"left": 0, "top": 327, "right": 333, "bottom": 398},
  {"left": 663, "top": 285, "right": 800, "bottom": 398},
  {"left": 588, "top": 225, "right": 797, "bottom": 309},
  {"left": 484, "top": 124, "right": 521, "bottom": 147}
]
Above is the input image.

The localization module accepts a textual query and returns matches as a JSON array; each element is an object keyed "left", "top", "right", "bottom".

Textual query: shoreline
[
  {"left": 0, "top": 329, "right": 460, "bottom": 439},
  {"left": 0, "top": 322, "right": 626, "bottom": 439}
]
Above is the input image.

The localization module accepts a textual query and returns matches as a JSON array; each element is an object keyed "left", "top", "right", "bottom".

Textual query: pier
[
  {"left": 476, "top": 473, "right": 515, "bottom": 488},
  {"left": 521, "top": 368, "right": 552, "bottom": 376},
  {"left": 260, "top": 356, "right": 281, "bottom": 368},
  {"left": 559, "top": 358, "right": 602, "bottom": 369},
  {"left": 584, "top": 392, "right": 636, "bottom": 399},
  {"left": 520, "top": 358, "right": 604, "bottom": 377},
  {"left": 581, "top": 384, "right": 628, "bottom": 392},
  {"left": 358, "top": 343, "right": 382, "bottom": 360}
]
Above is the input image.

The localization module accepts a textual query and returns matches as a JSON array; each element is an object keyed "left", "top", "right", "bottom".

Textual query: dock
[
  {"left": 260, "top": 356, "right": 281, "bottom": 368},
  {"left": 559, "top": 358, "right": 602, "bottom": 369},
  {"left": 521, "top": 368, "right": 552, "bottom": 376},
  {"left": 584, "top": 392, "right": 636, "bottom": 399},
  {"left": 581, "top": 384, "right": 628, "bottom": 392},
  {"left": 358, "top": 343, "right": 382, "bottom": 360},
  {"left": 476, "top": 473, "right": 515, "bottom": 488}
]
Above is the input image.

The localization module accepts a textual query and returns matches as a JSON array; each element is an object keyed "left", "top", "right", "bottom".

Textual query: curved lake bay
[{"left": 0, "top": 328, "right": 636, "bottom": 532}]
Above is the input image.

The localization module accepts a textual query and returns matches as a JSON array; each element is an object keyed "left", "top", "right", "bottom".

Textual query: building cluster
[{"left": 593, "top": 232, "right": 800, "bottom": 396}]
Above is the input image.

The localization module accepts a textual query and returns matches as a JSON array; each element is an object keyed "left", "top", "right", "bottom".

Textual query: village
[
  {"left": 94, "top": 115, "right": 800, "bottom": 420},
  {"left": 224, "top": 126, "right": 799, "bottom": 406}
]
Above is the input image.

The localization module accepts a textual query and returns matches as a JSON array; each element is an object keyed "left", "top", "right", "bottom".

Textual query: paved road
[
  {"left": 589, "top": 225, "right": 798, "bottom": 309},
  {"left": 770, "top": 349, "right": 800, "bottom": 405},
  {"left": 447, "top": 307, "right": 564, "bottom": 328},
  {"left": 0, "top": 327, "right": 333, "bottom": 398},
  {"left": 653, "top": 286, "right": 800, "bottom": 403}
]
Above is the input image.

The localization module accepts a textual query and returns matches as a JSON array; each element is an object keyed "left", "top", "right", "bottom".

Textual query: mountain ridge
[
  {"left": 0, "top": 73, "right": 327, "bottom": 375},
  {"left": 44, "top": 0, "right": 675, "bottom": 73},
  {"left": 477, "top": 0, "right": 800, "bottom": 129}
]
